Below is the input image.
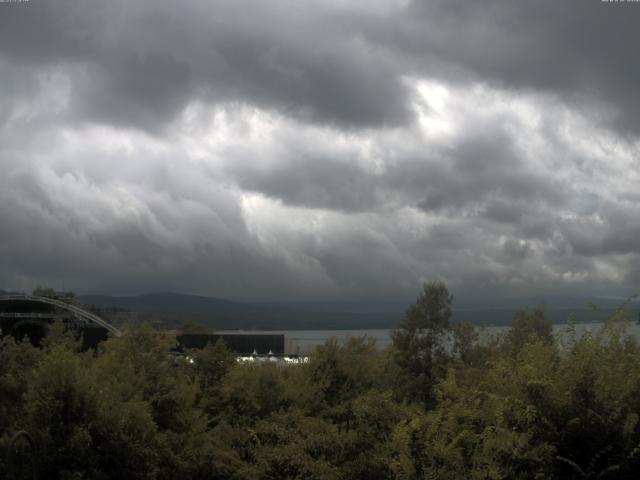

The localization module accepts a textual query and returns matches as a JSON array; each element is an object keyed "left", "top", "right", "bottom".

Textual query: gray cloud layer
[{"left": 0, "top": 0, "right": 639, "bottom": 302}]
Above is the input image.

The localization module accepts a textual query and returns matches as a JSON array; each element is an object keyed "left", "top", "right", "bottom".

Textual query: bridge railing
[{"left": 0, "top": 295, "right": 121, "bottom": 337}]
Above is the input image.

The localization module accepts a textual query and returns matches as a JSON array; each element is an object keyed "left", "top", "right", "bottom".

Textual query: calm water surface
[{"left": 216, "top": 322, "right": 640, "bottom": 355}]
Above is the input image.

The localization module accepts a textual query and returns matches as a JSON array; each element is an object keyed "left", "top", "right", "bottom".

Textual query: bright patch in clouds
[{"left": 0, "top": 0, "right": 639, "bottom": 301}]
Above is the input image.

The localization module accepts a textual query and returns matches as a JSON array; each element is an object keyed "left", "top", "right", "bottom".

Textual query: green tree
[
  {"left": 94, "top": 323, "right": 215, "bottom": 479},
  {"left": 218, "top": 363, "right": 290, "bottom": 426},
  {"left": 502, "top": 307, "right": 552, "bottom": 357},
  {"left": 192, "top": 338, "right": 236, "bottom": 422},
  {"left": 391, "top": 281, "right": 453, "bottom": 408},
  {"left": 0, "top": 337, "right": 43, "bottom": 477},
  {"left": 306, "top": 337, "right": 383, "bottom": 427},
  {"left": 180, "top": 320, "right": 211, "bottom": 334},
  {"left": 244, "top": 410, "right": 343, "bottom": 480},
  {"left": 21, "top": 344, "right": 160, "bottom": 479}
]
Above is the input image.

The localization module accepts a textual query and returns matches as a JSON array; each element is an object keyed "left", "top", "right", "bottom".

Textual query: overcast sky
[{"left": 1, "top": 0, "right": 639, "bottom": 303}]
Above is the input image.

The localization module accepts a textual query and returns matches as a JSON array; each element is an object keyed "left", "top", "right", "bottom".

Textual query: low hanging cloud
[{"left": 0, "top": 0, "right": 639, "bottom": 302}]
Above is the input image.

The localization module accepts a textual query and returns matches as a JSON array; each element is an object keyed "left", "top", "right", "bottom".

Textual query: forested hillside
[{"left": 1, "top": 283, "right": 640, "bottom": 479}]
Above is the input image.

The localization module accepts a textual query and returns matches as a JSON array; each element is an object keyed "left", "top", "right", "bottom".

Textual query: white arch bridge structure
[{"left": 0, "top": 294, "right": 121, "bottom": 337}]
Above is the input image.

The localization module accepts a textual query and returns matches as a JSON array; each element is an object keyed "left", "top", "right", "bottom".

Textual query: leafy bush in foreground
[{"left": 1, "top": 285, "right": 639, "bottom": 479}]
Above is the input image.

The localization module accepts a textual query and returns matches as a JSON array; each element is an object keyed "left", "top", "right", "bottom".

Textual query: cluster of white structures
[
  {"left": 174, "top": 351, "right": 310, "bottom": 367},
  {"left": 236, "top": 354, "right": 310, "bottom": 365}
]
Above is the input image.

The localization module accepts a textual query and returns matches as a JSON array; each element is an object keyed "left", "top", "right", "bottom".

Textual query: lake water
[{"left": 216, "top": 321, "right": 640, "bottom": 355}]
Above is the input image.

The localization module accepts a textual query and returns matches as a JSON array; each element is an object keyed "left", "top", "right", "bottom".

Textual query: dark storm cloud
[
  {"left": 0, "top": 0, "right": 639, "bottom": 301},
  {"left": 2, "top": 0, "right": 639, "bottom": 133},
  {"left": 0, "top": 0, "right": 410, "bottom": 131},
  {"left": 397, "top": 0, "right": 640, "bottom": 132},
  {"left": 561, "top": 203, "right": 640, "bottom": 257},
  {"left": 227, "top": 153, "right": 379, "bottom": 213},
  {"left": 226, "top": 99, "right": 567, "bottom": 217},
  {"left": 0, "top": 145, "right": 332, "bottom": 300}
]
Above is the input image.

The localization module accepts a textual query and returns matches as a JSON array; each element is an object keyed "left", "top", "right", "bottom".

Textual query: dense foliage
[{"left": 2, "top": 283, "right": 640, "bottom": 479}]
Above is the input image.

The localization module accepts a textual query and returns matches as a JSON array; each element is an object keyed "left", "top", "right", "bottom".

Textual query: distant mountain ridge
[
  {"left": 77, "top": 292, "right": 401, "bottom": 330},
  {"left": 0, "top": 289, "right": 21, "bottom": 296},
  {"left": 2, "top": 289, "right": 637, "bottom": 330},
  {"left": 76, "top": 292, "right": 640, "bottom": 330}
]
